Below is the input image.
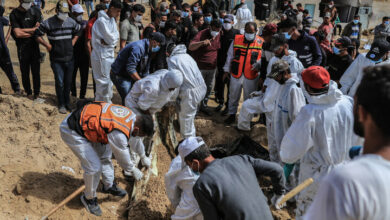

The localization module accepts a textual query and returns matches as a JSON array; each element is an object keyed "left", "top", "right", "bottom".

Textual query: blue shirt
[{"left": 111, "top": 39, "right": 151, "bottom": 80}]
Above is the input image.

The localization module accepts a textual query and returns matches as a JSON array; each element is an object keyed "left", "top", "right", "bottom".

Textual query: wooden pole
[
  {"left": 41, "top": 185, "right": 86, "bottom": 220},
  {"left": 278, "top": 178, "right": 314, "bottom": 206}
]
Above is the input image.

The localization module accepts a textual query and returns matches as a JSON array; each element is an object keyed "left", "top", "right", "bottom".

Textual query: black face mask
[{"left": 353, "top": 103, "right": 365, "bottom": 137}]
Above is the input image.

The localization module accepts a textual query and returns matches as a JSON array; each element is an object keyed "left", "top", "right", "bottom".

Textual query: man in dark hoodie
[
  {"left": 342, "top": 15, "right": 362, "bottom": 41},
  {"left": 279, "top": 18, "right": 322, "bottom": 68},
  {"left": 0, "top": 6, "right": 21, "bottom": 95}
]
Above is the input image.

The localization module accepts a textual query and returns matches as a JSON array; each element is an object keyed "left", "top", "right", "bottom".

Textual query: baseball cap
[
  {"left": 268, "top": 60, "right": 290, "bottom": 79},
  {"left": 151, "top": 32, "right": 166, "bottom": 45},
  {"left": 262, "top": 23, "right": 278, "bottom": 36},
  {"left": 223, "top": 14, "right": 234, "bottom": 23},
  {"left": 302, "top": 66, "right": 330, "bottom": 89},
  {"left": 270, "top": 33, "right": 288, "bottom": 51},
  {"left": 366, "top": 40, "right": 390, "bottom": 61},
  {"left": 335, "top": 36, "right": 352, "bottom": 48},
  {"left": 324, "top": 12, "right": 331, "bottom": 18},
  {"left": 178, "top": 137, "right": 206, "bottom": 161},
  {"left": 72, "top": 4, "right": 84, "bottom": 13},
  {"left": 57, "top": 0, "right": 70, "bottom": 13}
]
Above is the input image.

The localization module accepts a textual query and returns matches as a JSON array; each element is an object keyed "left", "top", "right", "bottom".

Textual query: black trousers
[
  {"left": 0, "top": 50, "right": 20, "bottom": 92},
  {"left": 71, "top": 57, "right": 90, "bottom": 99},
  {"left": 17, "top": 43, "right": 41, "bottom": 96},
  {"left": 215, "top": 65, "right": 230, "bottom": 105}
]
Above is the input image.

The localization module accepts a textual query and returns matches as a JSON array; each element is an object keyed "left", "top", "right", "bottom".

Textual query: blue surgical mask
[
  {"left": 333, "top": 46, "right": 340, "bottom": 55},
  {"left": 193, "top": 6, "right": 199, "bottom": 12},
  {"left": 205, "top": 16, "right": 212, "bottom": 23},
  {"left": 181, "top": 11, "right": 189, "bottom": 18},
  {"left": 385, "top": 21, "right": 390, "bottom": 25},
  {"left": 152, "top": 45, "right": 160, "bottom": 52},
  {"left": 283, "top": 32, "right": 291, "bottom": 40},
  {"left": 105, "top": 3, "right": 110, "bottom": 9},
  {"left": 219, "top": 18, "right": 224, "bottom": 24},
  {"left": 353, "top": 19, "right": 359, "bottom": 24}
]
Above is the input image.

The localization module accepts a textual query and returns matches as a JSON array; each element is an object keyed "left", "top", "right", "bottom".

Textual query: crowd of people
[{"left": 1, "top": 0, "right": 390, "bottom": 219}]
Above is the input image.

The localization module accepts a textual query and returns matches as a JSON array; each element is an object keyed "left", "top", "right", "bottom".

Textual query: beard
[{"left": 353, "top": 104, "right": 365, "bottom": 137}]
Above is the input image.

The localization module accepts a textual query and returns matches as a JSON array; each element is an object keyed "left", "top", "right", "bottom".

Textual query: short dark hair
[
  {"left": 192, "top": 12, "right": 203, "bottom": 23},
  {"left": 109, "top": 0, "right": 123, "bottom": 9},
  {"left": 166, "top": 42, "right": 176, "bottom": 55},
  {"left": 157, "top": 12, "right": 168, "bottom": 19},
  {"left": 313, "top": 30, "right": 326, "bottom": 41},
  {"left": 296, "top": 3, "right": 302, "bottom": 7},
  {"left": 170, "top": 3, "right": 176, "bottom": 8},
  {"left": 303, "top": 9, "right": 309, "bottom": 14},
  {"left": 210, "top": 19, "right": 222, "bottom": 28},
  {"left": 278, "top": 18, "right": 297, "bottom": 29},
  {"left": 182, "top": 3, "right": 190, "bottom": 9},
  {"left": 132, "top": 4, "right": 145, "bottom": 13},
  {"left": 354, "top": 14, "right": 360, "bottom": 19},
  {"left": 245, "top": 22, "right": 258, "bottom": 31},
  {"left": 137, "top": 114, "right": 154, "bottom": 137},
  {"left": 184, "top": 139, "right": 211, "bottom": 162},
  {"left": 172, "top": 10, "right": 181, "bottom": 17},
  {"left": 383, "top": 16, "right": 389, "bottom": 21},
  {"left": 164, "top": 20, "right": 177, "bottom": 31},
  {"left": 143, "top": 26, "right": 155, "bottom": 39},
  {"left": 356, "top": 65, "right": 390, "bottom": 135}
]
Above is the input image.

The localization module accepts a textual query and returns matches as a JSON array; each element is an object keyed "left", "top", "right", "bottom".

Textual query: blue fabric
[
  {"left": 111, "top": 73, "right": 132, "bottom": 105},
  {"left": 111, "top": 39, "right": 150, "bottom": 79},
  {"left": 51, "top": 60, "right": 74, "bottom": 107}
]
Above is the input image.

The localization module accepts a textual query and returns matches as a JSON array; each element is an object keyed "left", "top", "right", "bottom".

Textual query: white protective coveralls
[
  {"left": 60, "top": 114, "right": 138, "bottom": 199},
  {"left": 167, "top": 44, "right": 207, "bottom": 138},
  {"left": 237, "top": 50, "right": 304, "bottom": 162},
  {"left": 91, "top": 10, "right": 119, "bottom": 103},
  {"left": 223, "top": 41, "right": 261, "bottom": 116},
  {"left": 272, "top": 73, "right": 306, "bottom": 163},
  {"left": 234, "top": 4, "right": 253, "bottom": 34},
  {"left": 340, "top": 53, "right": 390, "bottom": 97},
  {"left": 280, "top": 81, "right": 354, "bottom": 219},
  {"left": 304, "top": 154, "right": 390, "bottom": 220},
  {"left": 165, "top": 156, "right": 203, "bottom": 220},
  {"left": 124, "top": 69, "right": 182, "bottom": 163}
]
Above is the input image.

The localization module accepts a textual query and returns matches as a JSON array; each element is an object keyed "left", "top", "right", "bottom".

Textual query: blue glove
[{"left": 349, "top": 146, "right": 362, "bottom": 159}]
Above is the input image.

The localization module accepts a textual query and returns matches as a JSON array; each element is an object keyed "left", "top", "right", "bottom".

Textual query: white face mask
[
  {"left": 245, "top": 32, "right": 255, "bottom": 41},
  {"left": 21, "top": 2, "right": 32, "bottom": 10},
  {"left": 57, "top": 12, "right": 69, "bottom": 21},
  {"left": 76, "top": 15, "right": 83, "bottom": 23},
  {"left": 135, "top": 15, "right": 142, "bottom": 22},
  {"left": 223, "top": 23, "right": 232, "bottom": 30},
  {"left": 159, "top": 21, "right": 166, "bottom": 28},
  {"left": 210, "top": 31, "right": 219, "bottom": 37}
]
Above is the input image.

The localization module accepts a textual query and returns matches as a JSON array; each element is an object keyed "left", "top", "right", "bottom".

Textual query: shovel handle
[{"left": 278, "top": 178, "right": 314, "bottom": 206}]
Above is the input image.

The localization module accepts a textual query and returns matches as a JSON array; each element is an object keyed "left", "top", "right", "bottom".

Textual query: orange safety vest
[
  {"left": 79, "top": 102, "right": 135, "bottom": 144},
  {"left": 230, "top": 35, "right": 263, "bottom": 80}
]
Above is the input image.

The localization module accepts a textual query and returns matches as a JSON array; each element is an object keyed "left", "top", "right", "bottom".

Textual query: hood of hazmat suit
[
  {"left": 272, "top": 73, "right": 306, "bottom": 162},
  {"left": 125, "top": 69, "right": 180, "bottom": 114},
  {"left": 165, "top": 156, "right": 203, "bottom": 220},
  {"left": 340, "top": 53, "right": 390, "bottom": 97},
  {"left": 160, "top": 69, "right": 184, "bottom": 91},
  {"left": 91, "top": 10, "right": 119, "bottom": 59},
  {"left": 280, "top": 80, "right": 354, "bottom": 218}
]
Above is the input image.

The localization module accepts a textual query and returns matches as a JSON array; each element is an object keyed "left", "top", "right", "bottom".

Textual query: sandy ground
[{"left": 0, "top": 1, "right": 305, "bottom": 219}]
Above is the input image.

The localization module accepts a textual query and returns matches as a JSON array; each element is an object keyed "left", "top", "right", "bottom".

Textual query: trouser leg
[
  {"left": 92, "top": 57, "right": 113, "bottom": 103},
  {"left": 215, "top": 66, "right": 225, "bottom": 104},
  {"left": 18, "top": 48, "right": 32, "bottom": 95},
  {"left": 243, "top": 77, "right": 259, "bottom": 101},
  {"left": 71, "top": 59, "right": 79, "bottom": 97},
  {"left": 228, "top": 76, "right": 243, "bottom": 115},
  {"left": 0, "top": 54, "right": 20, "bottom": 92},
  {"left": 200, "top": 69, "right": 216, "bottom": 105},
  {"left": 63, "top": 60, "right": 74, "bottom": 107},
  {"left": 95, "top": 143, "right": 114, "bottom": 189},
  {"left": 31, "top": 44, "right": 41, "bottom": 96},
  {"left": 110, "top": 73, "right": 132, "bottom": 105},
  {"left": 79, "top": 60, "right": 90, "bottom": 99},
  {"left": 237, "top": 96, "right": 262, "bottom": 131},
  {"left": 51, "top": 62, "right": 66, "bottom": 107}
]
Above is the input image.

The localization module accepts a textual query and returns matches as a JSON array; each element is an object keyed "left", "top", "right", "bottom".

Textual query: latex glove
[
  {"left": 128, "top": 167, "right": 143, "bottom": 181},
  {"left": 271, "top": 194, "right": 286, "bottom": 210},
  {"left": 141, "top": 155, "right": 152, "bottom": 168},
  {"left": 249, "top": 91, "right": 262, "bottom": 98},
  {"left": 251, "top": 60, "right": 262, "bottom": 71}
]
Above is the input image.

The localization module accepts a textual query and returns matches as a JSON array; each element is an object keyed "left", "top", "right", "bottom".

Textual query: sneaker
[
  {"left": 224, "top": 114, "right": 236, "bottom": 125},
  {"left": 58, "top": 106, "right": 67, "bottom": 114},
  {"left": 102, "top": 182, "right": 127, "bottom": 197},
  {"left": 80, "top": 194, "right": 102, "bottom": 216}
]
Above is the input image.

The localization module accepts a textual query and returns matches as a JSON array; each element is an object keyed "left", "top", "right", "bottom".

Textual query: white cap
[
  {"left": 178, "top": 137, "right": 205, "bottom": 161},
  {"left": 72, "top": 4, "right": 84, "bottom": 13}
]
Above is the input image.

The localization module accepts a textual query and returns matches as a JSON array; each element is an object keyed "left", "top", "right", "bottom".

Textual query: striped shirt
[{"left": 35, "top": 15, "right": 81, "bottom": 62}]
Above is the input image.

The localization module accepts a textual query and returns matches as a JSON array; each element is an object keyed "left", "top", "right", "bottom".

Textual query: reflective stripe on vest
[
  {"left": 79, "top": 102, "right": 134, "bottom": 144},
  {"left": 230, "top": 35, "right": 264, "bottom": 80}
]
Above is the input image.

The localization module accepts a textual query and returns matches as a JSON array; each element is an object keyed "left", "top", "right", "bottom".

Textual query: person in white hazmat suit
[
  {"left": 280, "top": 66, "right": 354, "bottom": 219},
  {"left": 234, "top": 1, "right": 253, "bottom": 34},
  {"left": 164, "top": 139, "right": 203, "bottom": 220},
  {"left": 304, "top": 64, "right": 390, "bottom": 220},
  {"left": 340, "top": 39, "right": 390, "bottom": 97},
  {"left": 237, "top": 33, "right": 304, "bottom": 162},
  {"left": 60, "top": 102, "right": 154, "bottom": 216},
  {"left": 124, "top": 69, "right": 183, "bottom": 168},
  {"left": 266, "top": 60, "right": 306, "bottom": 164},
  {"left": 91, "top": 0, "right": 122, "bottom": 103},
  {"left": 166, "top": 43, "right": 207, "bottom": 138}
]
